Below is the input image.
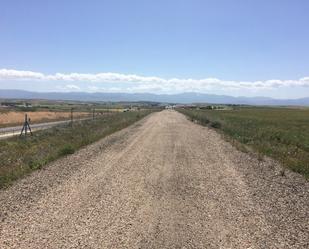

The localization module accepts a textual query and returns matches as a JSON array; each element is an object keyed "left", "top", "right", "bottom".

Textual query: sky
[{"left": 0, "top": 0, "right": 309, "bottom": 98}]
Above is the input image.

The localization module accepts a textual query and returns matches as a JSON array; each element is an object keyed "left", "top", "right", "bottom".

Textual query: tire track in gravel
[{"left": 0, "top": 110, "right": 308, "bottom": 248}]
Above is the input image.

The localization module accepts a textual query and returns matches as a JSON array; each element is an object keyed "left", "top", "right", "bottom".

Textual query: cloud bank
[{"left": 0, "top": 68, "right": 308, "bottom": 93}]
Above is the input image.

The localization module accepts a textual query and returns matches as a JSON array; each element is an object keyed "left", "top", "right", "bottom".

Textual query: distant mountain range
[{"left": 1, "top": 89, "right": 309, "bottom": 106}]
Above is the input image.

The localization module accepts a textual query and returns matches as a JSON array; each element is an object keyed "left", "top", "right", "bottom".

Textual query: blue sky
[{"left": 0, "top": 0, "right": 309, "bottom": 98}]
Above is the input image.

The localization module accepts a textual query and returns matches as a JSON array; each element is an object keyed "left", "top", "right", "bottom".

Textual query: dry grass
[{"left": 0, "top": 111, "right": 90, "bottom": 127}]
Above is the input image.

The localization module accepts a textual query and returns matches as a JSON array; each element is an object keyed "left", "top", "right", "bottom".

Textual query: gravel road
[{"left": 0, "top": 110, "right": 308, "bottom": 248}]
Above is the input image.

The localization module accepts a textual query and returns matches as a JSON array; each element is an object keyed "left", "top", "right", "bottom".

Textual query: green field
[
  {"left": 0, "top": 99, "right": 161, "bottom": 112},
  {"left": 0, "top": 110, "right": 156, "bottom": 188},
  {"left": 178, "top": 107, "right": 309, "bottom": 178}
]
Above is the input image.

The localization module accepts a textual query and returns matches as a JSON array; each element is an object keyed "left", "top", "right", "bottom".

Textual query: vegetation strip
[
  {"left": 0, "top": 110, "right": 155, "bottom": 188},
  {"left": 178, "top": 107, "right": 309, "bottom": 178}
]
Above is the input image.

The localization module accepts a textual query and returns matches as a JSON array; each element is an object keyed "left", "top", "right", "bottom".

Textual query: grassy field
[
  {"left": 0, "top": 99, "right": 161, "bottom": 128},
  {"left": 178, "top": 107, "right": 309, "bottom": 178},
  {"left": 0, "top": 110, "right": 156, "bottom": 188},
  {"left": 0, "top": 111, "right": 91, "bottom": 128}
]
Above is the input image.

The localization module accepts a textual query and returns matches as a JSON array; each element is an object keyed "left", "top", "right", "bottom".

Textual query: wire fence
[{"left": 0, "top": 109, "right": 109, "bottom": 139}]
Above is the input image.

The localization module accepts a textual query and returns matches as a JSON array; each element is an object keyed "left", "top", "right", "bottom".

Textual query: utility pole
[
  {"left": 93, "top": 108, "right": 95, "bottom": 120},
  {"left": 20, "top": 113, "right": 33, "bottom": 137}
]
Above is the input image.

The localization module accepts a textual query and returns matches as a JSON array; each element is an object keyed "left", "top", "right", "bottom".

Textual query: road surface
[{"left": 0, "top": 110, "right": 308, "bottom": 248}]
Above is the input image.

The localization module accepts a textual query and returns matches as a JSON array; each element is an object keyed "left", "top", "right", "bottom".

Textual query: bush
[
  {"left": 28, "top": 160, "right": 44, "bottom": 170},
  {"left": 58, "top": 144, "right": 75, "bottom": 156},
  {"left": 210, "top": 121, "right": 221, "bottom": 129},
  {"left": 201, "top": 117, "right": 210, "bottom": 125}
]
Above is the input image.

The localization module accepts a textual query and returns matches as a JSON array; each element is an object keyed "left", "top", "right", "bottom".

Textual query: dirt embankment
[{"left": 0, "top": 110, "right": 308, "bottom": 248}]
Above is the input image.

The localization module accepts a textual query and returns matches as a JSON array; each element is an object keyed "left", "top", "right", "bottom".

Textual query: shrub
[
  {"left": 28, "top": 160, "right": 44, "bottom": 170},
  {"left": 58, "top": 144, "right": 75, "bottom": 156},
  {"left": 201, "top": 118, "right": 210, "bottom": 125},
  {"left": 210, "top": 121, "right": 221, "bottom": 129}
]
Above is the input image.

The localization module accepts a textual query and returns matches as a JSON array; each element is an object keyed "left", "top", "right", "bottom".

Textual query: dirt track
[{"left": 0, "top": 110, "right": 308, "bottom": 248}]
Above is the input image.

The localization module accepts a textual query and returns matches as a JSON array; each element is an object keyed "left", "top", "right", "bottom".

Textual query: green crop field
[{"left": 178, "top": 106, "right": 309, "bottom": 178}]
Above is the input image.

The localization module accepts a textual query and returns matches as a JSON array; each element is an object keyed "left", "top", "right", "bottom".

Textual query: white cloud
[
  {"left": 65, "top": 84, "right": 81, "bottom": 91},
  {"left": 0, "top": 69, "right": 44, "bottom": 80},
  {"left": 0, "top": 68, "right": 308, "bottom": 93}
]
